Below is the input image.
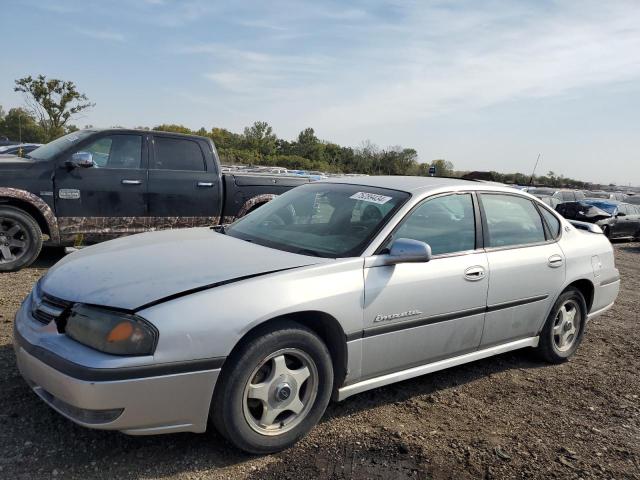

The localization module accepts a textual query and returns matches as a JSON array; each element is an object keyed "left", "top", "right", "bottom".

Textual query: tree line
[{"left": 0, "top": 74, "right": 601, "bottom": 188}]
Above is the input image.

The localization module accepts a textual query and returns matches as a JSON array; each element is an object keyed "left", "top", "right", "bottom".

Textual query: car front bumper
[{"left": 13, "top": 303, "right": 220, "bottom": 435}]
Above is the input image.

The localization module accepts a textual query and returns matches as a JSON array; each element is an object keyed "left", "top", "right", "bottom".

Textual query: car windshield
[
  {"left": 27, "top": 130, "right": 95, "bottom": 161},
  {"left": 226, "top": 183, "right": 410, "bottom": 258},
  {"left": 582, "top": 200, "right": 617, "bottom": 214}
]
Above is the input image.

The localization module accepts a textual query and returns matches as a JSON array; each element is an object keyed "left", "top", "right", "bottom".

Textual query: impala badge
[{"left": 374, "top": 310, "right": 422, "bottom": 323}]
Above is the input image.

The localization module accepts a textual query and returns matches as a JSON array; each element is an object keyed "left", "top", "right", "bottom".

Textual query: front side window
[
  {"left": 390, "top": 194, "right": 476, "bottom": 255},
  {"left": 75, "top": 134, "right": 142, "bottom": 169},
  {"left": 226, "top": 183, "right": 409, "bottom": 257},
  {"left": 152, "top": 137, "right": 205, "bottom": 171},
  {"left": 481, "top": 194, "right": 546, "bottom": 247}
]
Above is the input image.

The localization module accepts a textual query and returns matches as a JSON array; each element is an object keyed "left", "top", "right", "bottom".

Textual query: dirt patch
[{"left": 1, "top": 244, "right": 639, "bottom": 479}]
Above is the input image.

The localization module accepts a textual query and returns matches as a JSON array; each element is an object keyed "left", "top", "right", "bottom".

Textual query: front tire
[
  {"left": 0, "top": 206, "right": 43, "bottom": 272},
  {"left": 536, "top": 287, "right": 587, "bottom": 363},
  {"left": 211, "top": 321, "right": 333, "bottom": 454}
]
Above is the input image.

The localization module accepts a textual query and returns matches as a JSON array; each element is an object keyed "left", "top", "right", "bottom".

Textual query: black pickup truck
[{"left": 0, "top": 129, "right": 311, "bottom": 271}]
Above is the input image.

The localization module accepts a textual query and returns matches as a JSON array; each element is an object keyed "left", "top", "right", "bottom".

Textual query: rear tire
[
  {"left": 210, "top": 320, "right": 333, "bottom": 454},
  {"left": 535, "top": 287, "right": 587, "bottom": 364},
  {"left": 0, "top": 206, "right": 43, "bottom": 272}
]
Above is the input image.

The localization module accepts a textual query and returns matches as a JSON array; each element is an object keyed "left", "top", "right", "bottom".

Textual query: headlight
[{"left": 65, "top": 304, "right": 158, "bottom": 356}]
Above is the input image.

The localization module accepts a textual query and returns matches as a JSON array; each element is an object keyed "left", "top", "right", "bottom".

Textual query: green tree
[
  {"left": 14, "top": 75, "right": 94, "bottom": 141},
  {"left": 0, "top": 107, "right": 46, "bottom": 143},
  {"left": 430, "top": 159, "right": 454, "bottom": 177},
  {"left": 243, "top": 121, "right": 277, "bottom": 156}
]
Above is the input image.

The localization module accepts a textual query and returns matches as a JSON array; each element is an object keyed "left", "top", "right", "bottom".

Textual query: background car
[
  {"left": 536, "top": 195, "right": 561, "bottom": 209},
  {"left": 587, "top": 191, "right": 629, "bottom": 201},
  {"left": 0, "top": 143, "right": 42, "bottom": 157},
  {"left": 526, "top": 187, "right": 586, "bottom": 202},
  {"left": 556, "top": 200, "right": 640, "bottom": 240}
]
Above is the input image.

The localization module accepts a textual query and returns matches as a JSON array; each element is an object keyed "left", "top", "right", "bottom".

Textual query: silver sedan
[{"left": 14, "top": 177, "right": 620, "bottom": 453}]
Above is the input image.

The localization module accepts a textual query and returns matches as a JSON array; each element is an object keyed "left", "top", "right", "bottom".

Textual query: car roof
[{"left": 319, "top": 175, "right": 508, "bottom": 194}]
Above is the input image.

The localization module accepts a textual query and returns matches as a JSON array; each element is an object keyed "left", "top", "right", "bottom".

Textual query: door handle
[
  {"left": 121, "top": 179, "right": 142, "bottom": 185},
  {"left": 464, "top": 266, "right": 486, "bottom": 281},
  {"left": 197, "top": 182, "right": 214, "bottom": 188},
  {"left": 548, "top": 255, "right": 564, "bottom": 268}
]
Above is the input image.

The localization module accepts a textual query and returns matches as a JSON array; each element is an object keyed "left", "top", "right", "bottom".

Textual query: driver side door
[
  {"left": 54, "top": 132, "right": 148, "bottom": 243},
  {"left": 361, "top": 193, "right": 489, "bottom": 379}
]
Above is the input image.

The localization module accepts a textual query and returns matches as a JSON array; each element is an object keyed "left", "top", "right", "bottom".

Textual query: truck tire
[
  {"left": 535, "top": 287, "right": 587, "bottom": 364},
  {"left": 0, "top": 206, "right": 43, "bottom": 272},
  {"left": 210, "top": 320, "right": 333, "bottom": 454}
]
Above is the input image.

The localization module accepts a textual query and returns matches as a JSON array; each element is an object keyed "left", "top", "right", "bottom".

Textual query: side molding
[
  {"left": 0, "top": 187, "right": 60, "bottom": 243},
  {"left": 337, "top": 337, "right": 539, "bottom": 401}
]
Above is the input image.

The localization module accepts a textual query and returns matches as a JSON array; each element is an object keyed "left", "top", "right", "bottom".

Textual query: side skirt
[{"left": 337, "top": 336, "right": 539, "bottom": 401}]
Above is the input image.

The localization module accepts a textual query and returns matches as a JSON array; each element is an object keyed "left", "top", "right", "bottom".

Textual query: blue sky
[{"left": 2, "top": 0, "right": 640, "bottom": 185}]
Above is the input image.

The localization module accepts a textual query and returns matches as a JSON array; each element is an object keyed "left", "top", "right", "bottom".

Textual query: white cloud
[{"left": 75, "top": 28, "right": 126, "bottom": 42}]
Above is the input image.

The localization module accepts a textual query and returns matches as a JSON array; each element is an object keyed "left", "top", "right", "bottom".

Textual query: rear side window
[
  {"left": 392, "top": 194, "right": 476, "bottom": 255},
  {"left": 539, "top": 207, "right": 562, "bottom": 239},
  {"left": 152, "top": 137, "right": 205, "bottom": 171},
  {"left": 481, "top": 194, "right": 546, "bottom": 248}
]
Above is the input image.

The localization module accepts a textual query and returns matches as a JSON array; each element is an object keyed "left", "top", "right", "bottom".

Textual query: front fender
[
  {"left": 138, "top": 258, "right": 364, "bottom": 364},
  {"left": 0, "top": 187, "right": 59, "bottom": 243}
]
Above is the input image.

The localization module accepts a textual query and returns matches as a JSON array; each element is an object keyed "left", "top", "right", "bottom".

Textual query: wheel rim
[
  {"left": 242, "top": 348, "right": 318, "bottom": 436},
  {"left": 0, "top": 217, "right": 28, "bottom": 264},
  {"left": 552, "top": 299, "right": 582, "bottom": 352}
]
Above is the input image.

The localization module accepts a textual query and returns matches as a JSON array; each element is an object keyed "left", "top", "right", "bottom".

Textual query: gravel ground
[{"left": 0, "top": 243, "right": 639, "bottom": 479}]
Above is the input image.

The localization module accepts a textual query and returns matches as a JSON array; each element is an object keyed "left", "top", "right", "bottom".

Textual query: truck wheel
[
  {"left": 0, "top": 206, "right": 43, "bottom": 272},
  {"left": 210, "top": 321, "right": 333, "bottom": 454},
  {"left": 535, "top": 287, "right": 587, "bottom": 364}
]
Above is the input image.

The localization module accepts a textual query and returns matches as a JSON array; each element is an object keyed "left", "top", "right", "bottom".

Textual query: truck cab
[{"left": 0, "top": 129, "right": 311, "bottom": 271}]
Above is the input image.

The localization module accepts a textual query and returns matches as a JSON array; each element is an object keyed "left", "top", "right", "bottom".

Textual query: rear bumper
[{"left": 14, "top": 309, "right": 220, "bottom": 435}]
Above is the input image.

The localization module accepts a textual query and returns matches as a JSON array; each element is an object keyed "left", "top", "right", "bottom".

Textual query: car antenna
[{"left": 528, "top": 153, "right": 541, "bottom": 186}]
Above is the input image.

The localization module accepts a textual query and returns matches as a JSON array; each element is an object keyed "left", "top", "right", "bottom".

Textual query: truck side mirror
[
  {"left": 383, "top": 238, "right": 432, "bottom": 265},
  {"left": 67, "top": 151, "right": 94, "bottom": 168}
]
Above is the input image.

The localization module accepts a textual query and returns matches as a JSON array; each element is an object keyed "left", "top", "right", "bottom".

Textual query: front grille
[{"left": 31, "top": 288, "right": 72, "bottom": 325}]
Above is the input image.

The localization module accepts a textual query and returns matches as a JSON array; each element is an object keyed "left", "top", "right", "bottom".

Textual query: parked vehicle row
[
  {"left": 0, "top": 143, "right": 42, "bottom": 157},
  {"left": 14, "top": 177, "right": 620, "bottom": 453},
  {"left": 0, "top": 129, "right": 313, "bottom": 272},
  {"left": 556, "top": 200, "right": 640, "bottom": 240}
]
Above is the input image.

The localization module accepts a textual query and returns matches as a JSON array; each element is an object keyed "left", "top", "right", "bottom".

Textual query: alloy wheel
[
  {"left": 242, "top": 348, "right": 318, "bottom": 436},
  {"left": 552, "top": 299, "right": 582, "bottom": 352},
  {"left": 0, "top": 218, "right": 28, "bottom": 264}
]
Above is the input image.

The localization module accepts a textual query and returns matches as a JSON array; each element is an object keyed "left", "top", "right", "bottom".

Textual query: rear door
[
  {"left": 478, "top": 193, "right": 566, "bottom": 347},
  {"left": 54, "top": 132, "right": 148, "bottom": 241},
  {"left": 617, "top": 205, "right": 639, "bottom": 237},
  {"left": 147, "top": 135, "right": 223, "bottom": 224},
  {"left": 361, "top": 192, "right": 488, "bottom": 379}
]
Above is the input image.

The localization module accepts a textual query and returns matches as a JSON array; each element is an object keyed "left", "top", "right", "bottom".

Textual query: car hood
[{"left": 41, "top": 228, "right": 331, "bottom": 310}]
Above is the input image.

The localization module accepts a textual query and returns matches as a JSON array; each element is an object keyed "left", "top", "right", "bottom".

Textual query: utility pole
[
  {"left": 18, "top": 112, "right": 22, "bottom": 143},
  {"left": 529, "top": 153, "right": 541, "bottom": 185}
]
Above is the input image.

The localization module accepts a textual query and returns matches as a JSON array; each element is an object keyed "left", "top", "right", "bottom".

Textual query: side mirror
[
  {"left": 383, "top": 238, "right": 432, "bottom": 265},
  {"left": 66, "top": 151, "right": 94, "bottom": 168}
]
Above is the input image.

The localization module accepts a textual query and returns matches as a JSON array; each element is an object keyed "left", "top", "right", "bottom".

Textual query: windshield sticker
[
  {"left": 66, "top": 135, "right": 80, "bottom": 142},
  {"left": 350, "top": 192, "right": 393, "bottom": 205}
]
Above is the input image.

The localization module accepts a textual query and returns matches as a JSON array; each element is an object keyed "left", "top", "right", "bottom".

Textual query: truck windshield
[
  {"left": 226, "top": 183, "right": 410, "bottom": 258},
  {"left": 27, "top": 130, "right": 95, "bottom": 161}
]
